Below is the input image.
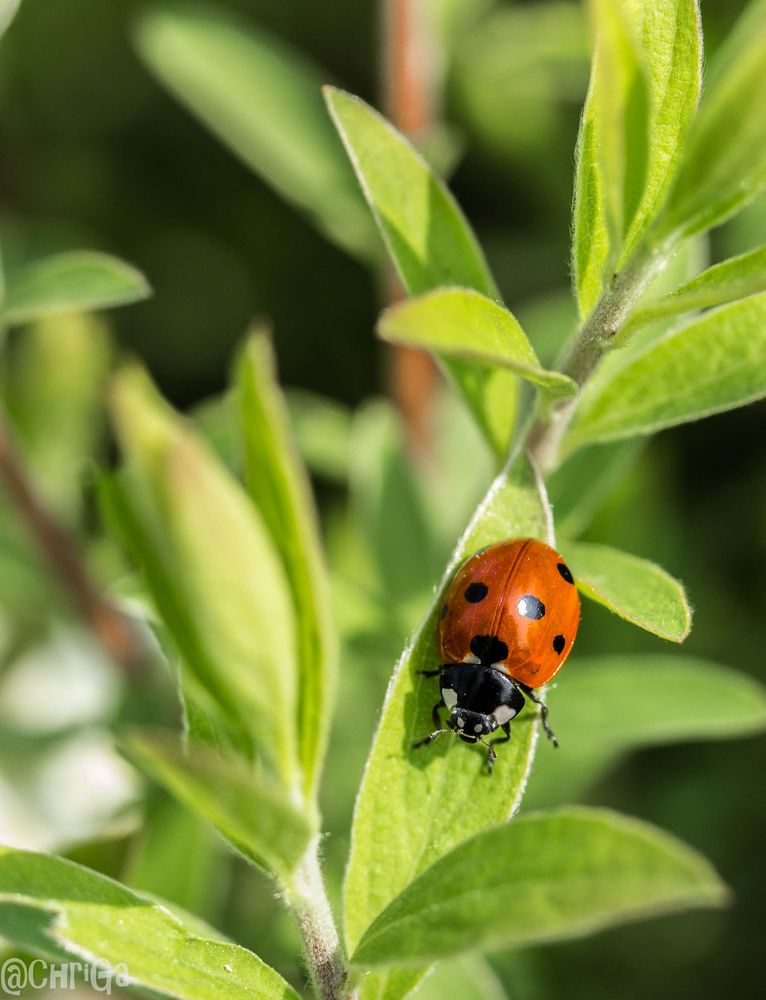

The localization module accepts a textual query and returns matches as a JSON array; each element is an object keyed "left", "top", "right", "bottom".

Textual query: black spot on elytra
[
  {"left": 517, "top": 594, "right": 545, "bottom": 620},
  {"left": 557, "top": 562, "right": 574, "bottom": 585},
  {"left": 553, "top": 634, "right": 566, "bottom": 654},
  {"left": 440, "top": 602, "right": 448, "bottom": 620},
  {"left": 470, "top": 634, "right": 509, "bottom": 665},
  {"left": 464, "top": 582, "right": 489, "bottom": 603}
]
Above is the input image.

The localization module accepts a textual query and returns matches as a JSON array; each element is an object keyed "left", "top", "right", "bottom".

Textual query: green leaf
[
  {"left": 0, "top": 0, "right": 21, "bottom": 38},
  {"left": 349, "top": 400, "right": 440, "bottom": 619},
  {"left": 572, "top": 0, "right": 649, "bottom": 317},
  {"left": 566, "top": 293, "right": 766, "bottom": 448},
  {"left": 125, "top": 798, "right": 225, "bottom": 918},
  {"left": 324, "top": 86, "right": 518, "bottom": 459},
  {"left": 109, "top": 367, "right": 299, "bottom": 786},
  {"left": 547, "top": 439, "right": 644, "bottom": 539},
  {"left": 626, "top": 243, "right": 766, "bottom": 334},
  {"left": 619, "top": 0, "right": 702, "bottom": 263},
  {"left": 7, "top": 311, "right": 112, "bottom": 522},
  {"left": 344, "top": 450, "right": 553, "bottom": 997},
  {"left": 123, "top": 730, "right": 314, "bottom": 883},
  {"left": 324, "top": 88, "right": 495, "bottom": 298},
  {"left": 378, "top": 289, "right": 577, "bottom": 397},
  {"left": 0, "top": 848, "right": 300, "bottom": 1000},
  {"left": 1, "top": 252, "right": 150, "bottom": 325},
  {"left": 350, "top": 806, "right": 728, "bottom": 967},
  {"left": 236, "top": 332, "right": 336, "bottom": 797},
  {"left": 658, "top": 0, "right": 766, "bottom": 238},
  {"left": 525, "top": 656, "right": 766, "bottom": 809},
  {"left": 99, "top": 472, "right": 247, "bottom": 756},
  {"left": 572, "top": 108, "right": 611, "bottom": 320},
  {"left": 411, "top": 955, "right": 508, "bottom": 1000},
  {"left": 133, "top": 2, "right": 374, "bottom": 260},
  {"left": 562, "top": 541, "right": 691, "bottom": 642}
]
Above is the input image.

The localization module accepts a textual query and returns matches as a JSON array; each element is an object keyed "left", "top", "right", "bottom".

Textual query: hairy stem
[
  {"left": 526, "top": 244, "right": 672, "bottom": 472},
  {"left": 0, "top": 411, "right": 142, "bottom": 670},
  {"left": 291, "top": 839, "right": 356, "bottom": 1000}
]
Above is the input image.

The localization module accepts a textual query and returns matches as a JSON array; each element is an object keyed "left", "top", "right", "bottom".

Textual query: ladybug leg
[
  {"left": 481, "top": 723, "right": 511, "bottom": 774},
  {"left": 411, "top": 695, "right": 449, "bottom": 750},
  {"left": 415, "top": 667, "right": 450, "bottom": 727},
  {"left": 431, "top": 696, "right": 445, "bottom": 730},
  {"left": 519, "top": 684, "right": 559, "bottom": 748},
  {"left": 412, "top": 726, "right": 450, "bottom": 750},
  {"left": 413, "top": 671, "right": 451, "bottom": 751},
  {"left": 478, "top": 738, "right": 498, "bottom": 774},
  {"left": 490, "top": 722, "right": 511, "bottom": 748}
]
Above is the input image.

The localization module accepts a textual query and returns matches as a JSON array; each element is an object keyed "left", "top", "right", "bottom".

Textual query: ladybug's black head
[{"left": 447, "top": 707, "right": 497, "bottom": 742}]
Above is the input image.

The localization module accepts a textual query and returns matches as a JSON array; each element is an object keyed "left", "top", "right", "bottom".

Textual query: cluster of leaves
[{"left": 2, "top": 2, "right": 766, "bottom": 1000}]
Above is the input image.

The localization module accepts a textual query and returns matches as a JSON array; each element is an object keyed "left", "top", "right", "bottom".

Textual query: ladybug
[{"left": 414, "top": 537, "right": 580, "bottom": 772}]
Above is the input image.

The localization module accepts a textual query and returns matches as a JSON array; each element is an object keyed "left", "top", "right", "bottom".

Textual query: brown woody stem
[{"left": 0, "top": 410, "right": 141, "bottom": 670}]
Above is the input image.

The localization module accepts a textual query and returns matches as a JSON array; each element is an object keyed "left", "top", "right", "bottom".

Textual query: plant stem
[
  {"left": 526, "top": 244, "right": 671, "bottom": 472},
  {"left": 291, "top": 838, "right": 355, "bottom": 1000},
  {"left": 382, "top": 0, "right": 441, "bottom": 460},
  {"left": 0, "top": 410, "right": 142, "bottom": 670}
]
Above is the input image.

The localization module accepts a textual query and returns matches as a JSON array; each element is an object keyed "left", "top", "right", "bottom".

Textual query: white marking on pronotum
[
  {"left": 442, "top": 688, "right": 458, "bottom": 709},
  {"left": 474, "top": 723, "right": 483, "bottom": 733},
  {"left": 493, "top": 704, "right": 517, "bottom": 725},
  {"left": 462, "top": 653, "right": 480, "bottom": 664},
  {"left": 456, "top": 716, "right": 465, "bottom": 729}
]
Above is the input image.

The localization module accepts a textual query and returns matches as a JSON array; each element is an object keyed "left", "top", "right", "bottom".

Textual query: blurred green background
[{"left": 0, "top": 1, "right": 764, "bottom": 998}]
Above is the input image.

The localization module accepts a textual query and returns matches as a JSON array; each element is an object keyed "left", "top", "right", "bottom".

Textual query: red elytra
[{"left": 437, "top": 537, "right": 580, "bottom": 688}]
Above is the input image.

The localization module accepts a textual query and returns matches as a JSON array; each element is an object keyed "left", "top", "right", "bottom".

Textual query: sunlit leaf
[
  {"left": 563, "top": 541, "right": 691, "bottom": 642},
  {"left": 378, "top": 288, "right": 577, "bottom": 397},
  {"left": 619, "top": 0, "right": 702, "bottom": 262},
  {"left": 625, "top": 243, "right": 766, "bottom": 335},
  {"left": 123, "top": 730, "right": 314, "bottom": 883},
  {"left": 344, "top": 451, "right": 553, "bottom": 998},
  {"left": 566, "top": 293, "right": 766, "bottom": 448},
  {"left": 134, "top": 2, "right": 374, "bottom": 259},
  {"left": 0, "top": 0, "right": 21, "bottom": 38},
  {"left": 0, "top": 848, "right": 300, "bottom": 1000},
  {"left": 236, "top": 332, "right": 336, "bottom": 796},
  {"left": 572, "top": 0, "right": 648, "bottom": 317},
  {"left": 351, "top": 807, "right": 729, "bottom": 966},
  {"left": 324, "top": 86, "right": 518, "bottom": 459},
  {"left": 109, "top": 368, "right": 299, "bottom": 786},
  {"left": 658, "top": 0, "right": 766, "bottom": 238},
  {"left": 1, "top": 252, "right": 150, "bottom": 325}
]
